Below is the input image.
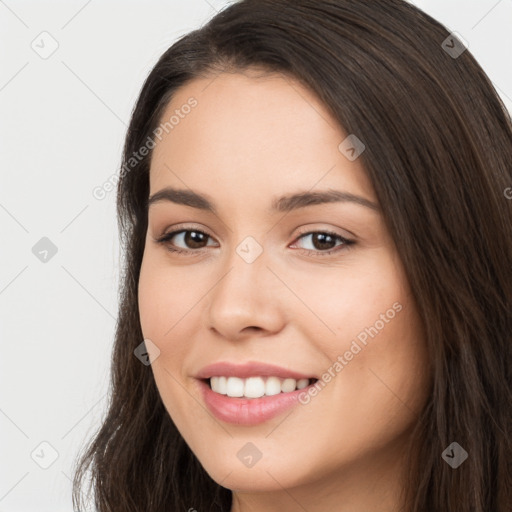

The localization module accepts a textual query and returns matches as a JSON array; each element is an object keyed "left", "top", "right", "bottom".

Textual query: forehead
[{"left": 149, "top": 70, "right": 375, "bottom": 206}]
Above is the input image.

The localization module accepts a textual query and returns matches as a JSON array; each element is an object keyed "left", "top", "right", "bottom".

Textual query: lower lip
[{"left": 197, "top": 379, "right": 314, "bottom": 426}]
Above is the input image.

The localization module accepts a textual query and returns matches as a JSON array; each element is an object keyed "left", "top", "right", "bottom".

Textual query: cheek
[
  {"left": 138, "top": 252, "right": 198, "bottom": 341},
  {"left": 138, "top": 257, "right": 193, "bottom": 422},
  {"left": 138, "top": 259, "right": 163, "bottom": 342},
  {"left": 301, "top": 253, "right": 429, "bottom": 420},
  {"left": 138, "top": 252, "right": 207, "bottom": 386},
  {"left": 291, "top": 251, "right": 408, "bottom": 347}
]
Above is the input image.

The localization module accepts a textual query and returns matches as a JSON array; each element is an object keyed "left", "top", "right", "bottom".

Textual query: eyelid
[
  {"left": 293, "top": 224, "right": 356, "bottom": 240},
  {"left": 155, "top": 223, "right": 215, "bottom": 241}
]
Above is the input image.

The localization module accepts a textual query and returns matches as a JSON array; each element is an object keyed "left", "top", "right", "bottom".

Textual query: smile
[
  {"left": 195, "top": 361, "right": 319, "bottom": 425},
  {"left": 197, "top": 378, "right": 319, "bottom": 425}
]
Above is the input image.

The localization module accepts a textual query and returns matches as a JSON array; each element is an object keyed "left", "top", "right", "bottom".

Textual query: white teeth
[
  {"left": 210, "top": 376, "right": 227, "bottom": 395},
  {"left": 265, "top": 376, "right": 282, "bottom": 396},
  {"left": 225, "top": 376, "right": 244, "bottom": 397},
  {"left": 281, "top": 378, "right": 296, "bottom": 392},
  {"left": 244, "top": 377, "right": 266, "bottom": 398},
  {"left": 218, "top": 376, "right": 227, "bottom": 394},
  {"left": 296, "top": 378, "right": 309, "bottom": 390},
  {"left": 209, "top": 376, "right": 313, "bottom": 398}
]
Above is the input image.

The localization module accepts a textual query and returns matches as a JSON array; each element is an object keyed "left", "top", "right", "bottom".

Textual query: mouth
[
  {"left": 195, "top": 361, "right": 320, "bottom": 425},
  {"left": 196, "top": 376, "right": 318, "bottom": 427}
]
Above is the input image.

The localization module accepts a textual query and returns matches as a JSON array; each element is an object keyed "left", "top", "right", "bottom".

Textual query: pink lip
[
  {"left": 196, "top": 361, "right": 316, "bottom": 380},
  {"left": 197, "top": 379, "right": 317, "bottom": 426}
]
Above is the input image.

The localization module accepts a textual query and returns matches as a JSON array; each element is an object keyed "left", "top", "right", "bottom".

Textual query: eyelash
[{"left": 155, "top": 227, "right": 355, "bottom": 257}]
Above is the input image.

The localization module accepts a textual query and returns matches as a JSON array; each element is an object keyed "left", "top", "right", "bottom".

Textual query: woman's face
[{"left": 138, "top": 68, "right": 430, "bottom": 500}]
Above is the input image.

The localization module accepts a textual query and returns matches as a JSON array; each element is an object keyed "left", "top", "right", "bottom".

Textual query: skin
[{"left": 138, "top": 67, "right": 431, "bottom": 512}]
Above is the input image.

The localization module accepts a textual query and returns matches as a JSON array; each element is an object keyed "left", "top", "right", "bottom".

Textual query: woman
[{"left": 72, "top": 1, "right": 512, "bottom": 510}]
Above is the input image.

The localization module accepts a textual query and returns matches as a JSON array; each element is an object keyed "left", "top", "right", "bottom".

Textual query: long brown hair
[{"left": 72, "top": 1, "right": 512, "bottom": 510}]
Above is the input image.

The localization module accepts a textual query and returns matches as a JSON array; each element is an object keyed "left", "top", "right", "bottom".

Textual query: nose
[{"left": 205, "top": 242, "right": 286, "bottom": 342}]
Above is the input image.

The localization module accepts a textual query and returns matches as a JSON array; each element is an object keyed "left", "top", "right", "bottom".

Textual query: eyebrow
[{"left": 147, "top": 187, "right": 380, "bottom": 214}]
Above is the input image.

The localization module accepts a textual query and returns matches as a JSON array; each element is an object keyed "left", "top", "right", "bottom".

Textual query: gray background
[{"left": 1, "top": 1, "right": 511, "bottom": 510}]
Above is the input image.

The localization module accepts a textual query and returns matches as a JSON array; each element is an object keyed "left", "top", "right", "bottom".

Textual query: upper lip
[{"left": 196, "top": 361, "right": 317, "bottom": 380}]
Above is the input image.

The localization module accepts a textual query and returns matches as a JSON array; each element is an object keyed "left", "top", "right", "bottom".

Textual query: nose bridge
[{"left": 206, "top": 233, "right": 283, "bottom": 338}]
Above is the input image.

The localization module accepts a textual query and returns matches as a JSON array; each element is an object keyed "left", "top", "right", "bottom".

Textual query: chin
[{"left": 196, "top": 448, "right": 317, "bottom": 493}]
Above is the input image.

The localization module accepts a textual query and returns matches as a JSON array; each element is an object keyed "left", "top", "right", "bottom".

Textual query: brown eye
[
  {"left": 156, "top": 229, "right": 216, "bottom": 253},
  {"left": 292, "top": 231, "right": 355, "bottom": 256}
]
